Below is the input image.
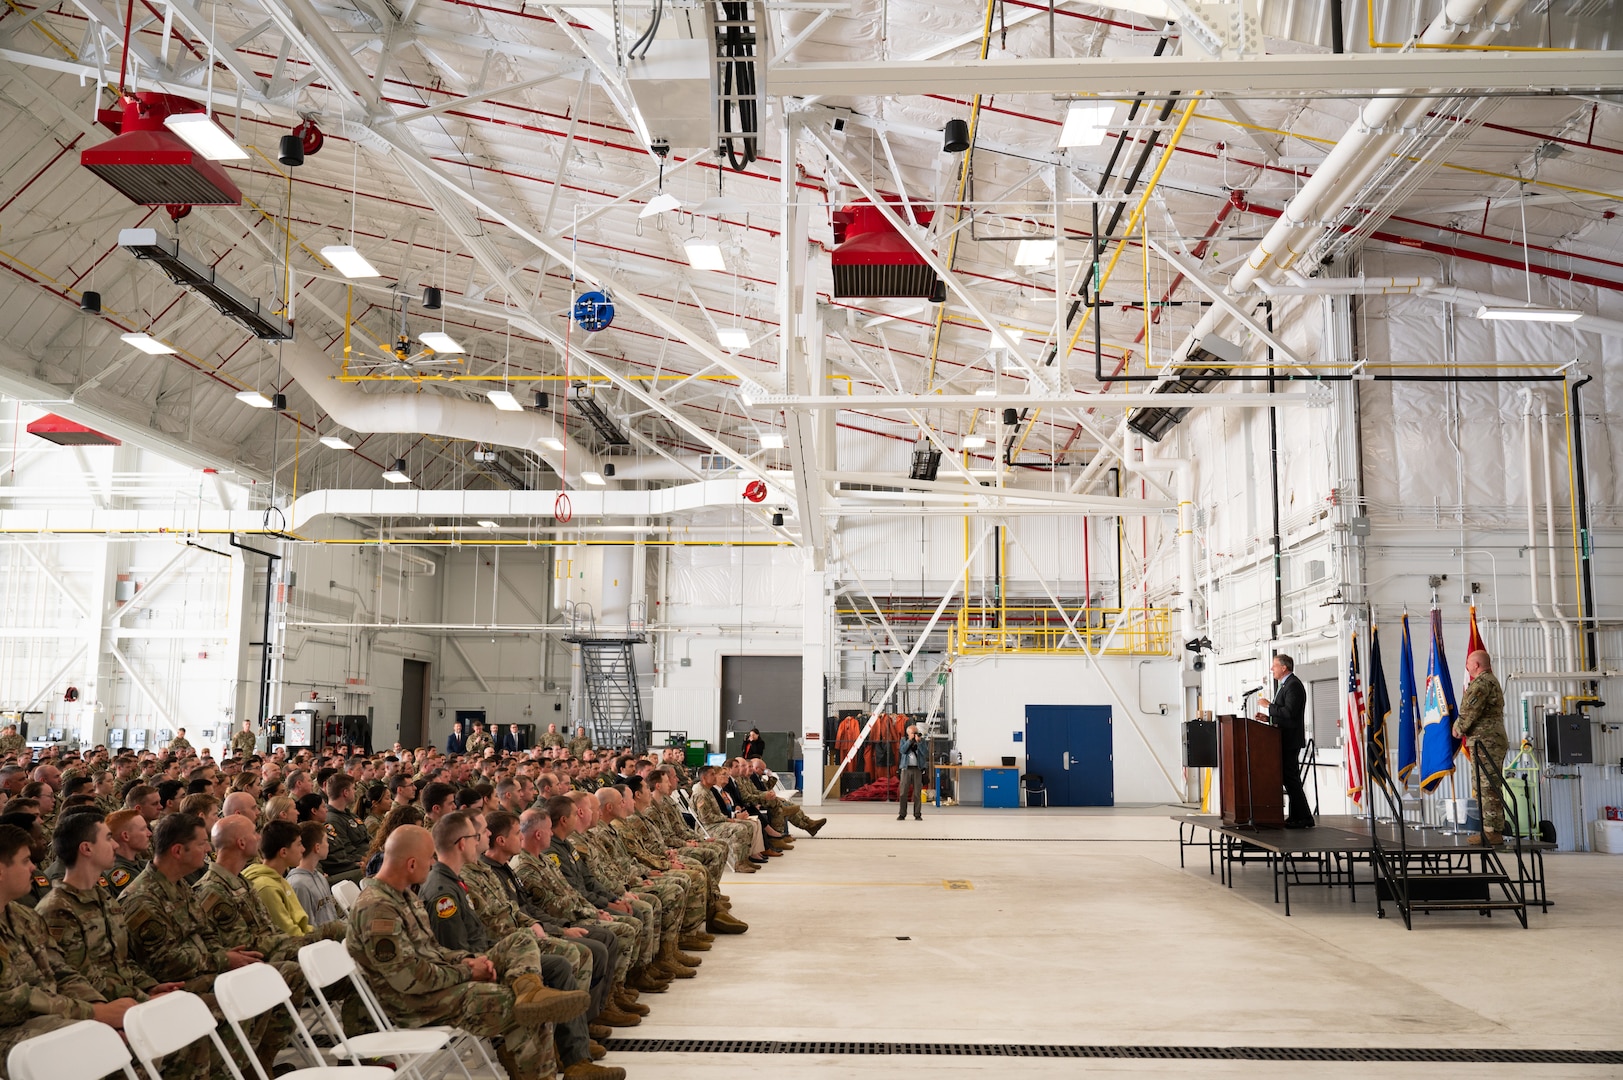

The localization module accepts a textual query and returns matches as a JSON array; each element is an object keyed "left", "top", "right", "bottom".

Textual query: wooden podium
[{"left": 1219, "top": 714, "right": 1285, "bottom": 827}]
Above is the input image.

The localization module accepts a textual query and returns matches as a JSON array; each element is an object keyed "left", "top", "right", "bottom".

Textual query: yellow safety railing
[{"left": 947, "top": 605, "right": 1174, "bottom": 656}]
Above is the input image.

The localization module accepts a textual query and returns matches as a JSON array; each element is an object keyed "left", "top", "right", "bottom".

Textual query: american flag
[{"left": 1344, "top": 637, "right": 1367, "bottom": 806}]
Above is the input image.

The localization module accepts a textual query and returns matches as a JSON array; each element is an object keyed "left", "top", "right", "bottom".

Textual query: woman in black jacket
[{"left": 740, "top": 728, "right": 765, "bottom": 761}]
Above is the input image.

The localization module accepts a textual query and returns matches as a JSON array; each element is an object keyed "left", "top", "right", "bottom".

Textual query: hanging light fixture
[
  {"left": 943, "top": 119, "right": 970, "bottom": 153},
  {"left": 277, "top": 134, "right": 304, "bottom": 168},
  {"left": 422, "top": 286, "right": 442, "bottom": 310}
]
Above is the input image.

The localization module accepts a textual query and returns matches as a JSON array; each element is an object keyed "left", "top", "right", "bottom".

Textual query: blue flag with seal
[
  {"left": 1396, "top": 613, "right": 1420, "bottom": 782},
  {"left": 1418, "top": 608, "right": 1460, "bottom": 792},
  {"left": 1366, "top": 624, "right": 1391, "bottom": 781}
]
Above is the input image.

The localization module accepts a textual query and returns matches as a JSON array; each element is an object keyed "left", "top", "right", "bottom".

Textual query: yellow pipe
[
  {"left": 927, "top": 0, "right": 998, "bottom": 390},
  {"left": 3, "top": 0, "right": 77, "bottom": 57},
  {"left": 1066, "top": 93, "right": 1204, "bottom": 361}
]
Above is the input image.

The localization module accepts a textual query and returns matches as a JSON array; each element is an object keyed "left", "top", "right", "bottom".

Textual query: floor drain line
[{"left": 599, "top": 1040, "right": 1623, "bottom": 1064}]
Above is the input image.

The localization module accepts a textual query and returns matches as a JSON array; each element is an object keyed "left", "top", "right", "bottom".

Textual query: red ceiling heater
[
  {"left": 830, "top": 197, "right": 941, "bottom": 299},
  {"left": 81, "top": 93, "right": 242, "bottom": 206}
]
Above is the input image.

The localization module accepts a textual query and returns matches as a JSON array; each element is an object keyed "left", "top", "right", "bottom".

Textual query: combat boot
[
  {"left": 509, "top": 973, "right": 591, "bottom": 1026},
  {"left": 631, "top": 968, "right": 670, "bottom": 993},
  {"left": 589, "top": 1023, "right": 613, "bottom": 1040},
  {"left": 707, "top": 910, "right": 748, "bottom": 934},
  {"left": 588, "top": 1040, "right": 608, "bottom": 1059},
  {"left": 614, "top": 988, "right": 650, "bottom": 1016},
  {"left": 597, "top": 1002, "right": 642, "bottom": 1026},
  {"left": 732, "top": 860, "right": 758, "bottom": 873},
  {"left": 806, "top": 817, "right": 827, "bottom": 835},
  {"left": 679, "top": 933, "right": 713, "bottom": 951},
  {"left": 561, "top": 1060, "right": 625, "bottom": 1080},
  {"left": 661, "top": 940, "right": 701, "bottom": 970}
]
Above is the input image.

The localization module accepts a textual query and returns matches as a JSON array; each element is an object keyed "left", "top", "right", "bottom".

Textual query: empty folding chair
[
  {"left": 124, "top": 991, "right": 245, "bottom": 1080},
  {"left": 8, "top": 1018, "right": 143, "bottom": 1080},
  {"left": 332, "top": 879, "right": 361, "bottom": 914},
  {"left": 298, "top": 939, "right": 484, "bottom": 1080},
  {"left": 212, "top": 961, "right": 395, "bottom": 1080}
]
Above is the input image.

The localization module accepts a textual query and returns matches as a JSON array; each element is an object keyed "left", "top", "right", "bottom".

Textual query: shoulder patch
[
  {"left": 110, "top": 869, "right": 131, "bottom": 887},
  {"left": 97, "top": 876, "right": 109, "bottom": 888},
  {"left": 47, "top": 924, "right": 65, "bottom": 942},
  {"left": 372, "top": 938, "right": 397, "bottom": 962},
  {"left": 434, "top": 895, "right": 458, "bottom": 919},
  {"left": 325, "top": 823, "right": 338, "bottom": 839},
  {"left": 545, "top": 853, "right": 561, "bottom": 867},
  {"left": 33, "top": 875, "right": 49, "bottom": 888},
  {"left": 368, "top": 917, "right": 397, "bottom": 936}
]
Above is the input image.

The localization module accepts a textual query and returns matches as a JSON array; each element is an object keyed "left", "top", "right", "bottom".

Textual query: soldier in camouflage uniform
[
  {"left": 648, "top": 767, "right": 732, "bottom": 896},
  {"left": 1454, "top": 650, "right": 1511, "bottom": 844},
  {"left": 510, "top": 810, "right": 644, "bottom": 1024},
  {"left": 540, "top": 724, "right": 567, "bottom": 751},
  {"left": 0, "top": 726, "right": 24, "bottom": 759},
  {"left": 601, "top": 786, "right": 711, "bottom": 946},
  {"left": 230, "top": 721, "right": 258, "bottom": 761},
  {"left": 37, "top": 817, "right": 213, "bottom": 1080},
  {"left": 568, "top": 727, "right": 594, "bottom": 758},
  {"left": 577, "top": 794, "right": 697, "bottom": 978},
  {"left": 545, "top": 797, "right": 668, "bottom": 995},
  {"left": 622, "top": 776, "right": 746, "bottom": 936},
  {"left": 347, "top": 824, "right": 601, "bottom": 1080},
  {"left": 118, "top": 814, "right": 293, "bottom": 1072},
  {"left": 691, "top": 768, "right": 762, "bottom": 867},
  {"left": 0, "top": 822, "right": 139, "bottom": 1064},
  {"left": 104, "top": 809, "right": 148, "bottom": 900},
  {"left": 166, "top": 728, "right": 193, "bottom": 756},
  {"left": 465, "top": 723, "right": 494, "bottom": 758},
  {"left": 195, "top": 815, "right": 345, "bottom": 967}
]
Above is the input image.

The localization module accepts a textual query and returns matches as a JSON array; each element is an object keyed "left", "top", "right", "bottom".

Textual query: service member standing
[
  {"left": 1454, "top": 649, "right": 1510, "bottom": 846},
  {"left": 896, "top": 724, "right": 925, "bottom": 822},
  {"left": 231, "top": 721, "right": 258, "bottom": 760}
]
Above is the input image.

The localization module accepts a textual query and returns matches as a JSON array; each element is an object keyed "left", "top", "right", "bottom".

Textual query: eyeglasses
[{"left": 452, "top": 834, "right": 478, "bottom": 846}]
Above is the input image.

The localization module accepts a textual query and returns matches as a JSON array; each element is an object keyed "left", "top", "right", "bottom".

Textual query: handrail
[
  {"left": 1468, "top": 739, "right": 1530, "bottom": 908},
  {"left": 1365, "top": 757, "right": 1413, "bottom": 927}
]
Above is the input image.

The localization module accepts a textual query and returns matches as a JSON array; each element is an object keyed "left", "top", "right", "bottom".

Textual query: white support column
[{"left": 800, "top": 566, "right": 828, "bottom": 807}]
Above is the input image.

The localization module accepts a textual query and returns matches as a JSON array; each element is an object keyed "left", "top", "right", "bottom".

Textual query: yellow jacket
[{"left": 243, "top": 861, "right": 314, "bottom": 937}]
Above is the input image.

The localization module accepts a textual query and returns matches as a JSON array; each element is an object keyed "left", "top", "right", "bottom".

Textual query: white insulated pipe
[
  {"left": 1521, "top": 391, "right": 1556, "bottom": 678},
  {"left": 1540, "top": 400, "right": 1574, "bottom": 674},
  {"left": 1229, "top": 0, "right": 1527, "bottom": 296}
]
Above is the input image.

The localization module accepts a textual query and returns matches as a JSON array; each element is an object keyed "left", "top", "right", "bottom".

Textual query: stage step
[{"left": 1410, "top": 899, "right": 1528, "bottom": 912}]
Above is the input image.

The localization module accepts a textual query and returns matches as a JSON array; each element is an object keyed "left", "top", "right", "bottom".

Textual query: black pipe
[
  {"left": 1569, "top": 374, "right": 1598, "bottom": 670},
  {"left": 230, "top": 534, "right": 281, "bottom": 727},
  {"left": 1330, "top": 0, "right": 1345, "bottom": 54},
  {"left": 185, "top": 540, "right": 232, "bottom": 559},
  {"left": 1265, "top": 301, "right": 1283, "bottom": 641},
  {"left": 1113, "top": 466, "right": 1125, "bottom": 610}
]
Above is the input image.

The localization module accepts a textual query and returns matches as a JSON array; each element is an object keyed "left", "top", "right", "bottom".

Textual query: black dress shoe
[{"left": 1284, "top": 818, "right": 1315, "bottom": 829}]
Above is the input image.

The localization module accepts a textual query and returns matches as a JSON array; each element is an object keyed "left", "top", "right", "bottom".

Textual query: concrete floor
[{"left": 591, "top": 803, "right": 1622, "bottom": 1078}]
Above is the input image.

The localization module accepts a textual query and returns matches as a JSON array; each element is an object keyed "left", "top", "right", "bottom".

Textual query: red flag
[{"left": 1465, "top": 605, "right": 1485, "bottom": 682}]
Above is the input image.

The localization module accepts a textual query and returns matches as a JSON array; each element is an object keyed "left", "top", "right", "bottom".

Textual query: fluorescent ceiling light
[
  {"left": 162, "top": 112, "right": 249, "bottom": 161},
  {"left": 716, "top": 328, "right": 751, "bottom": 350},
  {"left": 1474, "top": 305, "right": 1582, "bottom": 323},
  {"left": 234, "top": 390, "right": 275, "bottom": 408},
  {"left": 962, "top": 434, "right": 988, "bottom": 449},
  {"left": 1013, "top": 238, "right": 1057, "bottom": 266},
  {"left": 581, "top": 470, "right": 607, "bottom": 486},
  {"left": 538, "top": 436, "right": 566, "bottom": 452},
  {"left": 321, "top": 244, "right": 381, "bottom": 279},
  {"left": 640, "top": 192, "right": 681, "bottom": 218},
  {"left": 121, "top": 332, "right": 175, "bottom": 355},
  {"left": 319, "top": 435, "right": 354, "bottom": 450},
  {"left": 1058, "top": 101, "right": 1115, "bottom": 148},
  {"left": 487, "top": 389, "right": 524, "bottom": 411},
  {"left": 682, "top": 239, "right": 726, "bottom": 271},
  {"left": 381, "top": 459, "right": 411, "bottom": 484},
  {"left": 759, "top": 432, "right": 786, "bottom": 449},
  {"left": 420, "top": 330, "right": 464, "bottom": 353},
  {"left": 477, "top": 519, "right": 500, "bottom": 529}
]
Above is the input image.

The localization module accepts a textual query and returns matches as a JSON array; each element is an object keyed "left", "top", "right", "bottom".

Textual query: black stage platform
[{"left": 1173, "top": 813, "right": 1553, "bottom": 918}]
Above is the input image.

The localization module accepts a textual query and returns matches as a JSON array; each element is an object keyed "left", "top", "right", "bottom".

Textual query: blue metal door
[{"left": 1024, "top": 705, "right": 1113, "bottom": 806}]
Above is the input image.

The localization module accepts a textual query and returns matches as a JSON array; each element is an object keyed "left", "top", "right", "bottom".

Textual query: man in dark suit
[
  {"left": 1258, "top": 652, "right": 1313, "bottom": 828},
  {"left": 445, "top": 721, "right": 466, "bottom": 756},
  {"left": 500, "top": 724, "right": 524, "bottom": 754}
]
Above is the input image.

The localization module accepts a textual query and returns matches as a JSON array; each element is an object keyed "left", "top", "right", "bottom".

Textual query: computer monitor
[{"left": 706, "top": 752, "right": 728, "bottom": 767}]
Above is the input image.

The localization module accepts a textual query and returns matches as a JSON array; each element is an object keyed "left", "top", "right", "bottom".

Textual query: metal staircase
[
  {"left": 1368, "top": 743, "right": 1529, "bottom": 929},
  {"left": 565, "top": 603, "right": 650, "bottom": 752}
]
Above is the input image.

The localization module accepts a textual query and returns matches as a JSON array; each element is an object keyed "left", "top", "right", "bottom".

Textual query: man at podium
[{"left": 1256, "top": 653, "right": 1314, "bottom": 828}]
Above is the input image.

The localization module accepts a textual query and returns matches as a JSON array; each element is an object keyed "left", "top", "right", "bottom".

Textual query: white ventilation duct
[{"left": 278, "top": 338, "right": 715, "bottom": 484}]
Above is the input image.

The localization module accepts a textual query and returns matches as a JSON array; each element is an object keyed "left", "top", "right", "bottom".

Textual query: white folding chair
[
  {"left": 212, "top": 962, "right": 395, "bottom": 1080},
  {"left": 8, "top": 1019, "right": 142, "bottom": 1080},
  {"left": 332, "top": 879, "right": 361, "bottom": 913},
  {"left": 124, "top": 991, "right": 245, "bottom": 1080},
  {"left": 298, "top": 940, "right": 485, "bottom": 1080}
]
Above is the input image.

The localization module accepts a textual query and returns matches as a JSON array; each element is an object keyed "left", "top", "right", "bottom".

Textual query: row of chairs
[{"left": 10, "top": 940, "right": 495, "bottom": 1080}]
